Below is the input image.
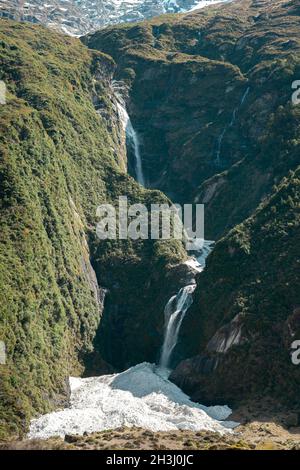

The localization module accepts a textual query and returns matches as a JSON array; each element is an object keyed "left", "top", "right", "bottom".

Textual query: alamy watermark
[
  {"left": 96, "top": 197, "right": 204, "bottom": 251},
  {"left": 0, "top": 80, "right": 6, "bottom": 105},
  {"left": 292, "top": 80, "right": 300, "bottom": 106},
  {"left": 0, "top": 341, "right": 6, "bottom": 365},
  {"left": 291, "top": 340, "right": 300, "bottom": 365}
]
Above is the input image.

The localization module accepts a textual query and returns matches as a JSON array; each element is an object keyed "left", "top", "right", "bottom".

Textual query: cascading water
[
  {"left": 114, "top": 82, "right": 215, "bottom": 373},
  {"left": 159, "top": 284, "right": 196, "bottom": 369},
  {"left": 159, "top": 240, "right": 214, "bottom": 371},
  {"left": 27, "top": 74, "right": 237, "bottom": 440},
  {"left": 215, "top": 86, "right": 250, "bottom": 165},
  {"left": 27, "top": 233, "right": 235, "bottom": 439},
  {"left": 114, "top": 83, "right": 146, "bottom": 186},
  {"left": 126, "top": 119, "right": 146, "bottom": 186}
]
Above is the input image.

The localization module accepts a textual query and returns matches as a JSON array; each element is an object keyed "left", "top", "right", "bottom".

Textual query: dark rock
[
  {"left": 285, "top": 413, "right": 300, "bottom": 428},
  {"left": 64, "top": 434, "right": 80, "bottom": 443}
]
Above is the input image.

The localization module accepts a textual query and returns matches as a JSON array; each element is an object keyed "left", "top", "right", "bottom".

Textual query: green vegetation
[
  {"left": 85, "top": 0, "right": 300, "bottom": 236},
  {"left": 85, "top": 0, "right": 300, "bottom": 406},
  {"left": 0, "top": 0, "right": 299, "bottom": 440},
  {"left": 0, "top": 20, "right": 185, "bottom": 439},
  {"left": 173, "top": 167, "right": 300, "bottom": 405}
]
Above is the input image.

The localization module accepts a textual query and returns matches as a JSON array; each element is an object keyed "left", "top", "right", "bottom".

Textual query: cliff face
[
  {"left": 0, "top": 20, "right": 186, "bottom": 438},
  {"left": 0, "top": 0, "right": 299, "bottom": 441},
  {"left": 84, "top": 0, "right": 300, "bottom": 238},
  {"left": 171, "top": 167, "right": 300, "bottom": 405},
  {"left": 84, "top": 0, "right": 300, "bottom": 406},
  {"left": 0, "top": 1, "right": 231, "bottom": 36}
]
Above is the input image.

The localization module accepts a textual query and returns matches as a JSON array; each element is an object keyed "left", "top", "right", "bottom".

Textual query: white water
[
  {"left": 28, "top": 62, "right": 236, "bottom": 441},
  {"left": 114, "top": 85, "right": 146, "bottom": 186},
  {"left": 126, "top": 119, "right": 146, "bottom": 186},
  {"left": 160, "top": 285, "right": 196, "bottom": 369},
  {"left": 159, "top": 240, "right": 214, "bottom": 369},
  {"left": 28, "top": 234, "right": 234, "bottom": 440},
  {"left": 215, "top": 87, "right": 250, "bottom": 165},
  {"left": 28, "top": 362, "right": 236, "bottom": 439}
]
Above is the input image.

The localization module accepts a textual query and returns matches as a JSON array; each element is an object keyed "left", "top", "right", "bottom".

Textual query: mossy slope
[
  {"left": 84, "top": 0, "right": 300, "bottom": 238},
  {"left": 172, "top": 167, "right": 300, "bottom": 405},
  {"left": 0, "top": 20, "right": 185, "bottom": 439}
]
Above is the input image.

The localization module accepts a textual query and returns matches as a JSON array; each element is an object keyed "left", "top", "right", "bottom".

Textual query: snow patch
[
  {"left": 28, "top": 363, "right": 237, "bottom": 439},
  {"left": 190, "top": 0, "right": 233, "bottom": 11}
]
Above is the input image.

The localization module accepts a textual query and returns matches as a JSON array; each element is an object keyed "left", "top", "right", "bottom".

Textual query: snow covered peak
[{"left": 0, "top": 1, "right": 232, "bottom": 36}]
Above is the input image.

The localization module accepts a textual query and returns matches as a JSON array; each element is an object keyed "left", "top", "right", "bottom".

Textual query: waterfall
[
  {"left": 159, "top": 284, "right": 196, "bottom": 370},
  {"left": 159, "top": 240, "right": 214, "bottom": 370},
  {"left": 126, "top": 119, "right": 146, "bottom": 187},
  {"left": 215, "top": 86, "right": 250, "bottom": 165},
  {"left": 114, "top": 83, "right": 146, "bottom": 186},
  {"left": 215, "top": 126, "right": 227, "bottom": 166},
  {"left": 240, "top": 86, "right": 250, "bottom": 106}
]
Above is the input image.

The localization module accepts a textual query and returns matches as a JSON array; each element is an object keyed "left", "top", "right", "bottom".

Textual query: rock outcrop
[
  {"left": 0, "top": 0, "right": 231, "bottom": 36},
  {"left": 171, "top": 167, "right": 300, "bottom": 406}
]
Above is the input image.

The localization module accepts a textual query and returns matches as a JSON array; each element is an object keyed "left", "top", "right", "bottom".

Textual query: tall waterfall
[
  {"left": 114, "top": 84, "right": 146, "bottom": 186},
  {"left": 159, "top": 284, "right": 196, "bottom": 369},
  {"left": 159, "top": 240, "right": 214, "bottom": 370},
  {"left": 126, "top": 119, "right": 146, "bottom": 186},
  {"left": 215, "top": 86, "right": 250, "bottom": 165}
]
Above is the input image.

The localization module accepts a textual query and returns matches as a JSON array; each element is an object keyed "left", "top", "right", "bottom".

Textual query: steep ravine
[
  {"left": 0, "top": 19, "right": 187, "bottom": 438},
  {"left": 0, "top": 17, "right": 230, "bottom": 441},
  {"left": 26, "top": 87, "right": 237, "bottom": 440},
  {"left": 82, "top": 0, "right": 300, "bottom": 412},
  {"left": 1, "top": 0, "right": 300, "bottom": 444}
]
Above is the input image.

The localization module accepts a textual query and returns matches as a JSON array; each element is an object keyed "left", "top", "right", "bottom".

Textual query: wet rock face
[
  {"left": 171, "top": 311, "right": 300, "bottom": 408},
  {"left": 171, "top": 332, "right": 300, "bottom": 408},
  {"left": 88, "top": 259, "right": 192, "bottom": 371},
  {"left": 171, "top": 167, "right": 300, "bottom": 406},
  {"left": 206, "top": 314, "right": 243, "bottom": 354}
]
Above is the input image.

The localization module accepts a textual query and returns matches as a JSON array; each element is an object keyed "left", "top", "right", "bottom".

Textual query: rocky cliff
[
  {"left": 0, "top": 0, "right": 231, "bottom": 36},
  {"left": 85, "top": 0, "right": 300, "bottom": 237},
  {"left": 84, "top": 0, "right": 300, "bottom": 406},
  {"left": 171, "top": 167, "right": 300, "bottom": 405}
]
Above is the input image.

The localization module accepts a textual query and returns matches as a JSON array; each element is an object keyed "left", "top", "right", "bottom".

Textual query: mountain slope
[
  {"left": 84, "top": 0, "right": 300, "bottom": 406},
  {"left": 85, "top": 0, "right": 300, "bottom": 238},
  {"left": 171, "top": 166, "right": 300, "bottom": 406},
  {"left": 0, "top": 19, "right": 186, "bottom": 439},
  {"left": 0, "top": 0, "right": 299, "bottom": 441}
]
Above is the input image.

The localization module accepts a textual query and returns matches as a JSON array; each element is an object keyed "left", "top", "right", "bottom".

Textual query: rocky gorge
[{"left": 0, "top": 0, "right": 300, "bottom": 450}]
